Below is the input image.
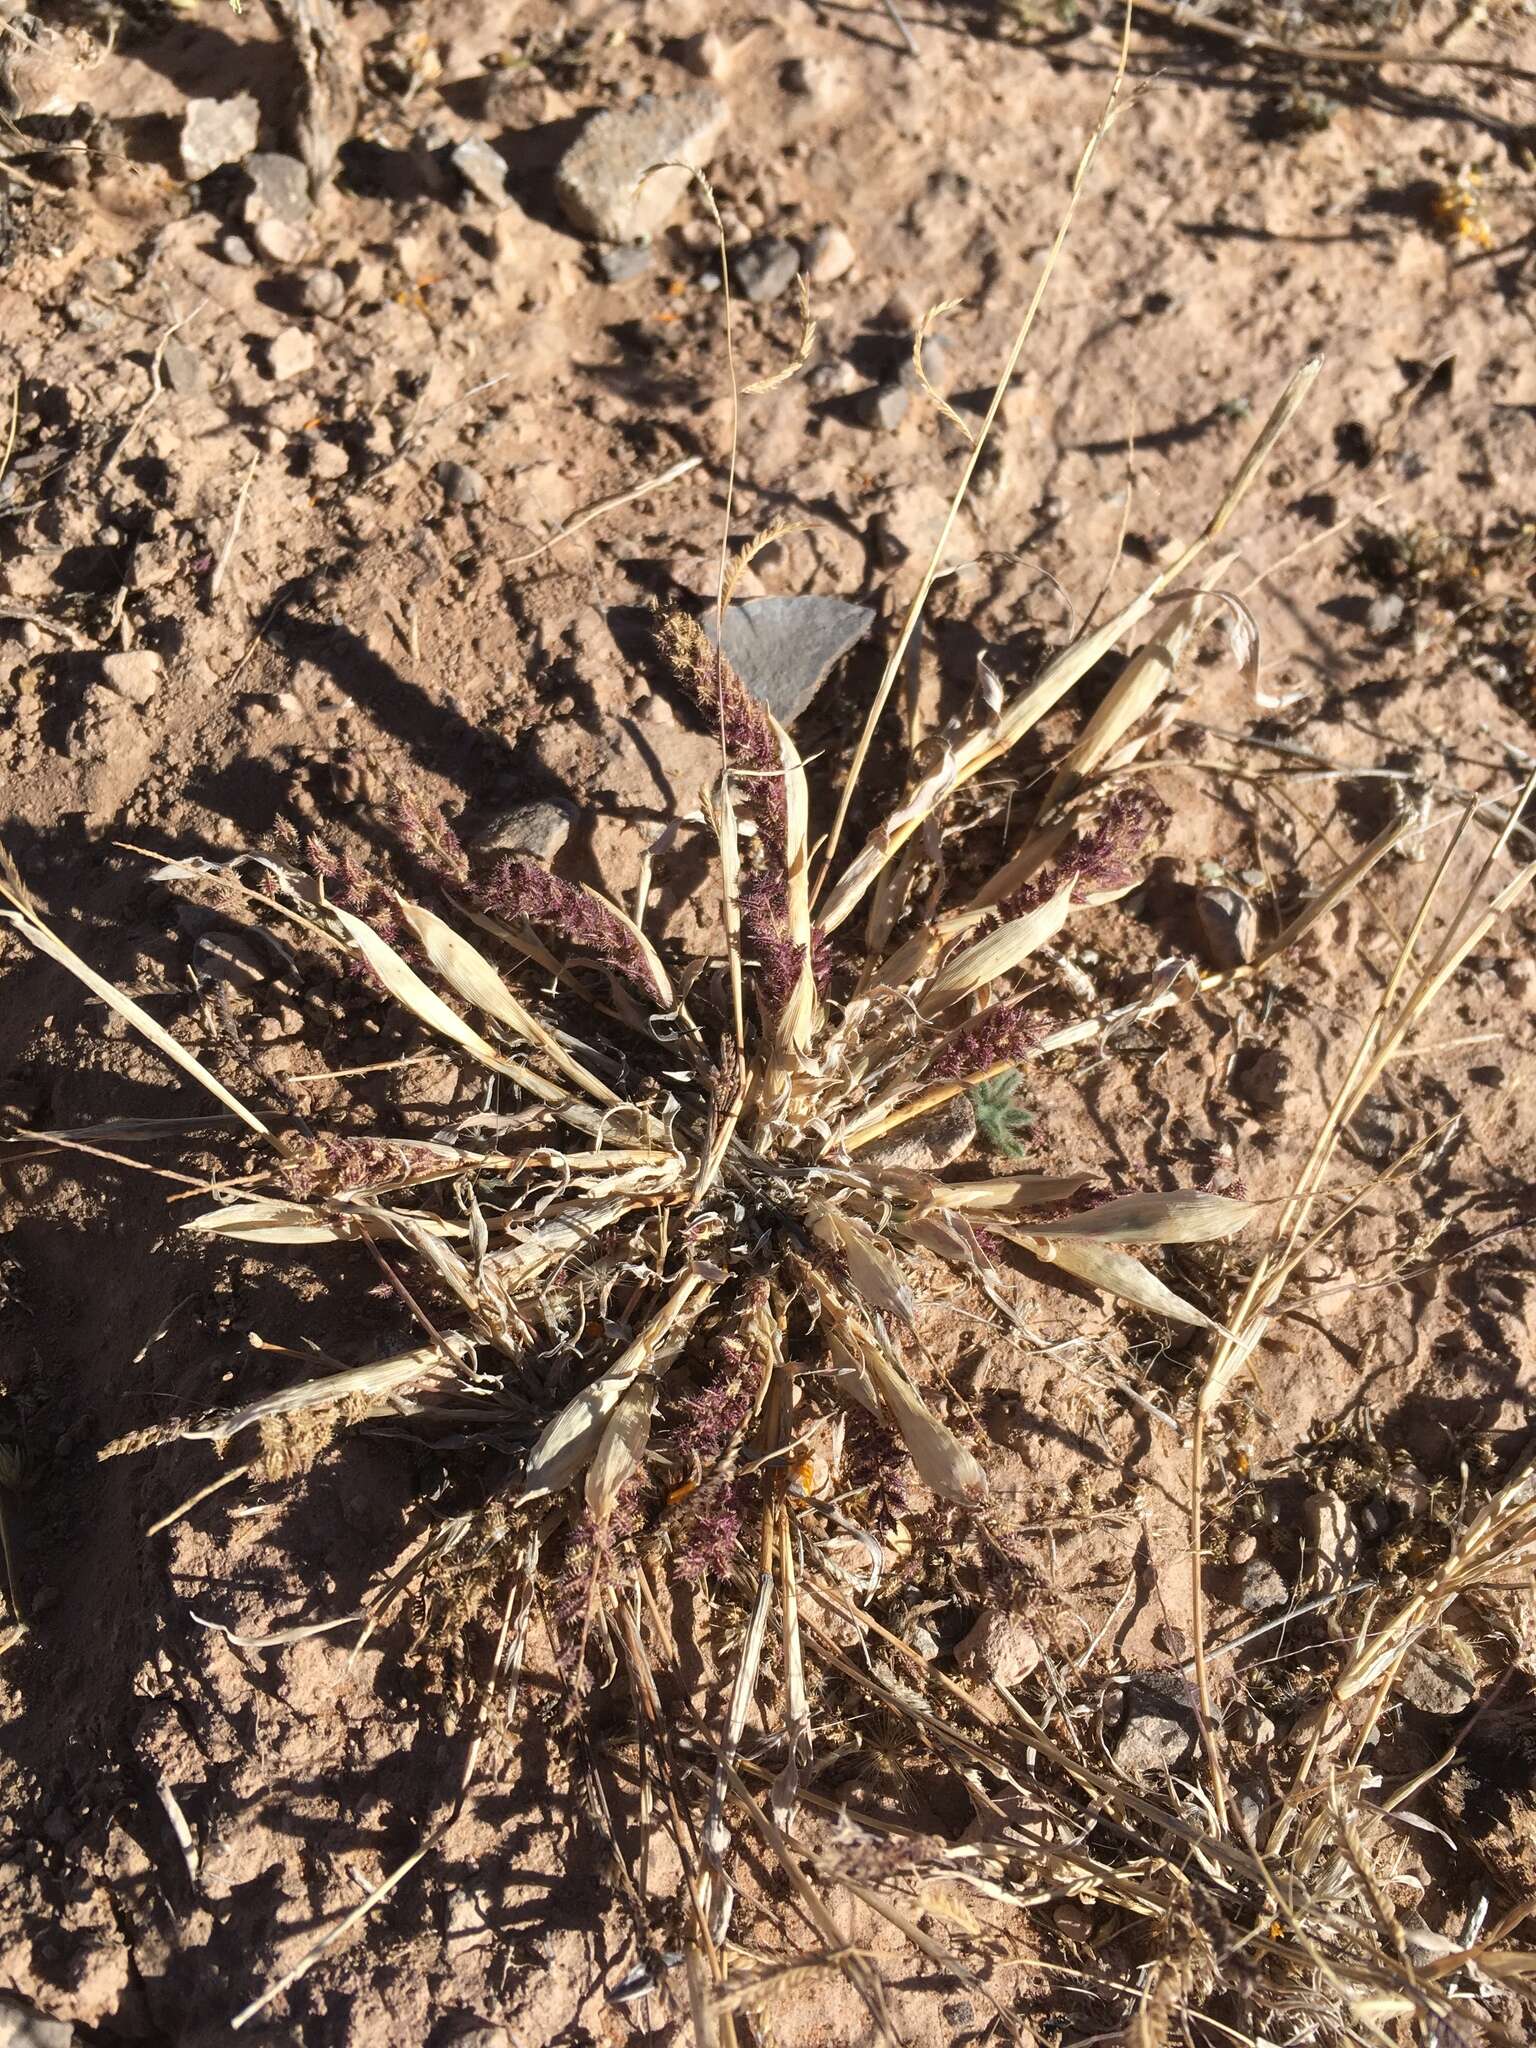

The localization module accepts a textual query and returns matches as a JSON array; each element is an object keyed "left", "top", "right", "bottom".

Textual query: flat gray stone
[
  {"left": 180, "top": 93, "right": 259, "bottom": 182},
  {"left": 862, "top": 1094, "right": 975, "bottom": 1175},
  {"left": 243, "top": 152, "right": 312, "bottom": 225},
  {"left": 733, "top": 235, "right": 799, "bottom": 303},
  {"left": 0, "top": 1992, "right": 75, "bottom": 2047},
  {"left": 476, "top": 800, "right": 573, "bottom": 860},
  {"left": 699, "top": 594, "right": 875, "bottom": 727},
  {"left": 554, "top": 90, "right": 728, "bottom": 243},
  {"left": 451, "top": 136, "right": 511, "bottom": 208}
]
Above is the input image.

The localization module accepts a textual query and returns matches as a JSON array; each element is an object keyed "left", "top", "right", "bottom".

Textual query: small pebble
[
  {"left": 732, "top": 235, "right": 800, "bottom": 304},
  {"left": 254, "top": 217, "right": 310, "bottom": 266},
  {"left": 267, "top": 326, "right": 316, "bottom": 381},
  {"left": 806, "top": 358, "right": 860, "bottom": 400},
  {"left": 596, "top": 243, "right": 653, "bottom": 284},
  {"left": 161, "top": 338, "right": 205, "bottom": 398},
  {"left": 82, "top": 256, "right": 132, "bottom": 293},
  {"left": 1195, "top": 884, "right": 1258, "bottom": 969},
  {"left": 1233, "top": 1557, "right": 1289, "bottom": 1614},
  {"left": 451, "top": 136, "right": 512, "bottom": 208},
  {"left": 219, "top": 233, "right": 255, "bottom": 268},
  {"left": 299, "top": 267, "right": 345, "bottom": 316},
  {"left": 435, "top": 460, "right": 487, "bottom": 507},
  {"left": 806, "top": 223, "right": 855, "bottom": 285},
  {"left": 856, "top": 381, "right": 910, "bottom": 432},
  {"left": 180, "top": 91, "right": 259, "bottom": 182},
  {"left": 1503, "top": 956, "right": 1535, "bottom": 1003},
  {"left": 243, "top": 151, "right": 312, "bottom": 225},
  {"left": 1227, "top": 1530, "right": 1258, "bottom": 1565},
  {"left": 953, "top": 1606, "right": 1042, "bottom": 1690},
  {"left": 99, "top": 651, "right": 162, "bottom": 705}
]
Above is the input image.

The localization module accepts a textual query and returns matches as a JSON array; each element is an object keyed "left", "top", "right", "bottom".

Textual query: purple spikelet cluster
[
  {"left": 304, "top": 833, "right": 407, "bottom": 954},
  {"left": 281, "top": 1135, "right": 451, "bottom": 1199},
  {"left": 740, "top": 871, "right": 807, "bottom": 1022},
  {"left": 929, "top": 999, "right": 1045, "bottom": 1082},
  {"left": 669, "top": 1336, "right": 756, "bottom": 1584},
  {"left": 655, "top": 612, "right": 787, "bottom": 856},
  {"left": 473, "top": 855, "right": 664, "bottom": 1004},
  {"left": 1059, "top": 789, "right": 1171, "bottom": 901},
  {"left": 999, "top": 789, "right": 1171, "bottom": 921},
  {"left": 394, "top": 796, "right": 470, "bottom": 891}
]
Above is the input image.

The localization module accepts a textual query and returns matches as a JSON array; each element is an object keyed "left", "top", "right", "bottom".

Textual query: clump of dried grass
[{"left": 6, "top": 61, "right": 1536, "bottom": 2048}]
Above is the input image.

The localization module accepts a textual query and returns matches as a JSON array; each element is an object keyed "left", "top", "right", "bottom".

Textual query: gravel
[
  {"left": 435, "top": 461, "right": 488, "bottom": 507},
  {"left": 180, "top": 93, "right": 259, "bottom": 182},
  {"left": 731, "top": 235, "right": 800, "bottom": 303}
]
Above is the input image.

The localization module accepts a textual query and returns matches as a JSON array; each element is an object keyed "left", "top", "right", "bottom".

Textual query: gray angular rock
[
  {"left": 1195, "top": 884, "right": 1257, "bottom": 969},
  {"left": 862, "top": 1094, "right": 976, "bottom": 1175},
  {"left": 476, "top": 800, "right": 573, "bottom": 861},
  {"left": 436, "top": 461, "right": 487, "bottom": 507},
  {"left": 1398, "top": 1631, "right": 1477, "bottom": 1716},
  {"left": 732, "top": 235, "right": 799, "bottom": 304},
  {"left": 161, "top": 338, "right": 204, "bottom": 398},
  {"left": 1232, "top": 1556, "right": 1289, "bottom": 1614},
  {"left": 699, "top": 593, "right": 876, "bottom": 727},
  {"left": 243, "top": 152, "right": 312, "bottom": 225},
  {"left": 451, "top": 136, "right": 511, "bottom": 208},
  {"left": 0, "top": 1993, "right": 75, "bottom": 2048},
  {"left": 180, "top": 93, "right": 259, "bottom": 182},
  {"left": 554, "top": 90, "right": 729, "bottom": 243},
  {"left": 1109, "top": 1674, "right": 1200, "bottom": 1777},
  {"left": 596, "top": 243, "right": 653, "bottom": 284},
  {"left": 857, "top": 381, "right": 910, "bottom": 432}
]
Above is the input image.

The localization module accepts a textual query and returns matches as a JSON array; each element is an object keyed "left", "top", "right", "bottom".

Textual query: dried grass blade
[
  {"left": 0, "top": 901, "right": 271, "bottom": 1139},
  {"left": 394, "top": 898, "right": 619, "bottom": 1105},
  {"left": 1040, "top": 564, "right": 1232, "bottom": 816},
  {"left": 1026, "top": 1236, "right": 1213, "bottom": 1329},
  {"left": 179, "top": 1341, "right": 469, "bottom": 1447},
  {"left": 858, "top": 1327, "right": 986, "bottom": 1504},
  {"left": 182, "top": 1199, "right": 361, "bottom": 1244},
  {"left": 330, "top": 906, "right": 569, "bottom": 1102},
  {"left": 585, "top": 1379, "right": 654, "bottom": 1523},
  {"left": 932, "top": 1174, "right": 1094, "bottom": 1212},
  {"left": 769, "top": 709, "right": 818, "bottom": 1057},
  {"left": 743, "top": 276, "right": 817, "bottom": 395},
  {"left": 810, "top": 1202, "right": 917, "bottom": 1327},
  {"left": 1039, "top": 1191, "right": 1257, "bottom": 1244},
  {"left": 520, "top": 1269, "right": 712, "bottom": 1500},
  {"left": 918, "top": 880, "right": 1073, "bottom": 1014}
]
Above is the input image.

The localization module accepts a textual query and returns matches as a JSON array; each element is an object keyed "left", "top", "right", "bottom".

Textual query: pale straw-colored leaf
[
  {"left": 1026, "top": 1236, "right": 1213, "bottom": 1329},
  {"left": 521, "top": 1269, "right": 712, "bottom": 1500},
  {"left": 767, "top": 708, "right": 818, "bottom": 1056},
  {"left": 861, "top": 1336, "right": 988, "bottom": 1506},
  {"left": 585, "top": 1379, "right": 654, "bottom": 1522},
  {"left": 394, "top": 898, "right": 620, "bottom": 1105},
  {"left": 933, "top": 1174, "right": 1095, "bottom": 1213},
  {"left": 1039, "top": 559, "right": 1233, "bottom": 815},
  {"left": 330, "top": 906, "right": 570, "bottom": 1103},
  {"left": 182, "top": 1341, "right": 469, "bottom": 1445},
  {"left": 183, "top": 1199, "right": 357, "bottom": 1244},
  {"left": 919, "top": 879, "right": 1073, "bottom": 1014},
  {"left": 1039, "top": 1190, "right": 1257, "bottom": 1244},
  {"left": 810, "top": 1202, "right": 917, "bottom": 1327}
]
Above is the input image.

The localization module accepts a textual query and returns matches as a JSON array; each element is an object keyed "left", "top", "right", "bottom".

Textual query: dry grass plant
[{"left": 4, "top": 27, "right": 1536, "bottom": 2047}]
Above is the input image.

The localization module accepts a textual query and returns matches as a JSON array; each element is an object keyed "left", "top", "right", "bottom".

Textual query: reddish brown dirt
[{"left": 2, "top": 2, "right": 1536, "bottom": 2042}]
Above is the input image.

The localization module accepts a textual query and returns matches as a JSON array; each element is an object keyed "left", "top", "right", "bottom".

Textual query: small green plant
[{"left": 968, "top": 1069, "right": 1036, "bottom": 1156}]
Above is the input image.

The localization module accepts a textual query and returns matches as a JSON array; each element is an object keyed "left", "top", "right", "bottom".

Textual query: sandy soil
[{"left": 3, "top": 1, "right": 1536, "bottom": 2042}]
